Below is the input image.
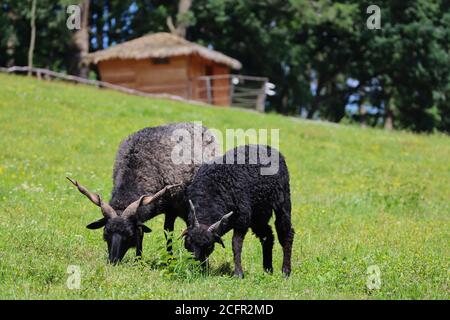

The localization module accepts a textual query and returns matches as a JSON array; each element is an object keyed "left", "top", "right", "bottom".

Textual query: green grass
[{"left": 0, "top": 73, "right": 449, "bottom": 299}]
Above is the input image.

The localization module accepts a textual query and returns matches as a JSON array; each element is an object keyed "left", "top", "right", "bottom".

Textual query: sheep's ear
[
  {"left": 86, "top": 218, "right": 106, "bottom": 229},
  {"left": 140, "top": 224, "right": 152, "bottom": 233},
  {"left": 215, "top": 235, "right": 225, "bottom": 248}
]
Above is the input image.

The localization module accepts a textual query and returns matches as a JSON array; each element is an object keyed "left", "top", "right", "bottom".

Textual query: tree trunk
[
  {"left": 358, "top": 88, "right": 366, "bottom": 127},
  {"left": 307, "top": 77, "right": 323, "bottom": 119},
  {"left": 167, "top": 0, "right": 192, "bottom": 38},
  {"left": 69, "top": 0, "right": 90, "bottom": 77},
  {"left": 359, "top": 105, "right": 367, "bottom": 127},
  {"left": 7, "top": 34, "right": 16, "bottom": 67},
  {"left": 384, "top": 98, "right": 394, "bottom": 130},
  {"left": 176, "top": 0, "right": 192, "bottom": 38},
  {"left": 307, "top": 93, "right": 321, "bottom": 119},
  {"left": 281, "top": 92, "right": 289, "bottom": 114},
  {"left": 307, "top": 101, "right": 316, "bottom": 119},
  {"left": 27, "top": 0, "right": 37, "bottom": 75},
  {"left": 6, "top": 11, "right": 18, "bottom": 67},
  {"left": 92, "top": 1, "right": 103, "bottom": 51},
  {"left": 275, "top": 84, "right": 288, "bottom": 114}
]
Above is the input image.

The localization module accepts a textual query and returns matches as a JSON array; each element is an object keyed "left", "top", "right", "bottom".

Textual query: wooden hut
[{"left": 85, "top": 32, "right": 242, "bottom": 106}]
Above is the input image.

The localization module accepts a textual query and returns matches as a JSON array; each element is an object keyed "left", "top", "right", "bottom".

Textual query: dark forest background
[{"left": 1, "top": 0, "right": 449, "bottom": 133}]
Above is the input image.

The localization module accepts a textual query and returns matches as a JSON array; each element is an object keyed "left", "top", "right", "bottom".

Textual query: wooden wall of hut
[
  {"left": 97, "top": 54, "right": 230, "bottom": 106},
  {"left": 188, "top": 55, "right": 230, "bottom": 106},
  {"left": 98, "top": 56, "right": 190, "bottom": 98}
]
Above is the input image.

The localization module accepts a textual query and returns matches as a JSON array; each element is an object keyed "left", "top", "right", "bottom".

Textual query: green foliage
[
  {"left": 357, "top": 0, "right": 450, "bottom": 132},
  {"left": 154, "top": 232, "right": 204, "bottom": 281},
  {"left": 1, "top": 0, "right": 448, "bottom": 132},
  {"left": 0, "top": 74, "right": 449, "bottom": 299},
  {"left": 0, "top": 0, "right": 72, "bottom": 69},
  {"left": 189, "top": 0, "right": 450, "bottom": 131}
]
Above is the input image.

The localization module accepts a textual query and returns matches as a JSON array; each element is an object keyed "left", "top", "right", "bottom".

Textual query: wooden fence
[
  {"left": 195, "top": 74, "right": 268, "bottom": 111},
  {"left": 0, "top": 66, "right": 268, "bottom": 112},
  {"left": 0, "top": 66, "right": 207, "bottom": 106}
]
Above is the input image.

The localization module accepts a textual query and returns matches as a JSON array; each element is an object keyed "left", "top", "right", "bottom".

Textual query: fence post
[
  {"left": 256, "top": 80, "right": 267, "bottom": 112},
  {"left": 206, "top": 77, "right": 212, "bottom": 105},
  {"left": 229, "top": 75, "right": 235, "bottom": 107}
]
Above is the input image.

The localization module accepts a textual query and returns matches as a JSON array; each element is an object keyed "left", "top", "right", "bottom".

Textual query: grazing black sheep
[
  {"left": 182, "top": 144, "right": 294, "bottom": 277},
  {"left": 67, "top": 122, "right": 218, "bottom": 263}
]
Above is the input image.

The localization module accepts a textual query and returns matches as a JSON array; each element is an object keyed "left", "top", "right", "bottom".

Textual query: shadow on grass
[
  {"left": 208, "top": 262, "right": 233, "bottom": 277},
  {"left": 118, "top": 235, "right": 235, "bottom": 280},
  {"left": 125, "top": 254, "right": 234, "bottom": 279}
]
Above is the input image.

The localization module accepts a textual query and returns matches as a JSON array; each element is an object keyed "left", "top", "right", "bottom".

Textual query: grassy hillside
[{"left": 0, "top": 73, "right": 448, "bottom": 299}]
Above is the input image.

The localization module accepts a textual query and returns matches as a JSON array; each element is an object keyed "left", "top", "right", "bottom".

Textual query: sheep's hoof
[
  {"left": 264, "top": 267, "right": 273, "bottom": 274},
  {"left": 282, "top": 267, "right": 291, "bottom": 278},
  {"left": 234, "top": 271, "right": 244, "bottom": 279}
]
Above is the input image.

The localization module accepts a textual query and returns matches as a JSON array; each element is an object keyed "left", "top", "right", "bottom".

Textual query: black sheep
[
  {"left": 67, "top": 122, "right": 218, "bottom": 263},
  {"left": 183, "top": 144, "right": 294, "bottom": 277}
]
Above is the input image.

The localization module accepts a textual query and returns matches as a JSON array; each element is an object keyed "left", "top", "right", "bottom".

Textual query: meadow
[{"left": 0, "top": 73, "right": 448, "bottom": 299}]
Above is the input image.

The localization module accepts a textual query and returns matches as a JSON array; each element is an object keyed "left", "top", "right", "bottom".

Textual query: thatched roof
[{"left": 85, "top": 32, "right": 242, "bottom": 69}]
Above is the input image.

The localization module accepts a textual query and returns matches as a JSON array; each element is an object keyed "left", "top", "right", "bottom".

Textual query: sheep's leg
[
  {"left": 275, "top": 202, "right": 294, "bottom": 277},
  {"left": 278, "top": 226, "right": 294, "bottom": 277},
  {"left": 135, "top": 230, "right": 144, "bottom": 258},
  {"left": 164, "top": 214, "right": 176, "bottom": 254},
  {"left": 232, "top": 230, "right": 246, "bottom": 278},
  {"left": 252, "top": 224, "right": 274, "bottom": 273}
]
